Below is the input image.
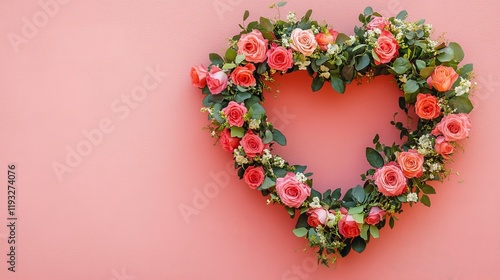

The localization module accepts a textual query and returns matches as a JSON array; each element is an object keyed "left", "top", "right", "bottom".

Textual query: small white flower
[
  {"left": 261, "top": 149, "right": 272, "bottom": 164},
  {"left": 326, "top": 213, "right": 338, "bottom": 228},
  {"left": 273, "top": 156, "right": 285, "bottom": 168},
  {"left": 345, "top": 35, "right": 356, "bottom": 46},
  {"left": 407, "top": 192, "right": 418, "bottom": 202},
  {"left": 235, "top": 155, "right": 249, "bottom": 165},
  {"left": 295, "top": 172, "right": 307, "bottom": 183},
  {"left": 309, "top": 197, "right": 322, "bottom": 209},
  {"left": 455, "top": 77, "right": 472, "bottom": 96},
  {"left": 295, "top": 60, "right": 311, "bottom": 71},
  {"left": 248, "top": 119, "right": 261, "bottom": 130},
  {"left": 287, "top": 12, "right": 297, "bottom": 23},
  {"left": 326, "top": 43, "right": 339, "bottom": 55},
  {"left": 210, "top": 131, "right": 216, "bottom": 137},
  {"left": 417, "top": 134, "right": 434, "bottom": 156}
]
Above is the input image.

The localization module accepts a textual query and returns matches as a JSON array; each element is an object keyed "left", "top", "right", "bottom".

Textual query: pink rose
[
  {"left": 427, "top": 65, "right": 459, "bottom": 92},
  {"left": 397, "top": 149, "right": 424, "bottom": 178},
  {"left": 415, "top": 93, "right": 441, "bottom": 120},
  {"left": 219, "top": 129, "right": 240, "bottom": 152},
  {"left": 230, "top": 63, "right": 256, "bottom": 87},
  {"left": 221, "top": 101, "right": 247, "bottom": 127},
  {"left": 431, "top": 113, "right": 471, "bottom": 142},
  {"left": 307, "top": 207, "right": 329, "bottom": 227},
  {"left": 237, "top": 30, "right": 268, "bottom": 63},
  {"left": 374, "top": 30, "right": 399, "bottom": 65},
  {"left": 365, "top": 206, "right": 386, "bottom": 225},
  {"left": 240, "top": 131, "right": 264, "bottom": 158},
  {"left": 190, "top": 64, "right": 208, "bottom": 88},
  {"left": 276, "top": 172, "right": 311, "bottom": 208},
  {"left": 290, "top": 28, "right": 318, "bottom": 56},
  {"left": 338, "top": 207, "right": 360, "bottom": 238},
  {"left": 434, "top": 136, "right": 454, "bottom": 159},
  {"left": 315, "top": 29, "right": 339, "bottom": 51},
  {"left": 374, "top": 162, "right": 407, "bottom": 196},
  {"left": 366, "top": 16, "right": 389, "bottom": 31},
  {"left": 206, "top": 66, "right": 228, "bottom": 94},
  {"left": 266, "top": 43, "right": 294, "bottom": 71},
  {"left": 243, "top": 166, "right": 265, "bottom": 189}
]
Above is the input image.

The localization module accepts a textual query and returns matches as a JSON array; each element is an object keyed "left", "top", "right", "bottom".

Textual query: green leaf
[
  {"left": 209, "top": 53, "right": 224, "bottom": 66},
  {"left": 235, "top": 54, "right": 246, "bottom": 64},
  {"left": 277, "top": 1, "right": 287, "bottom": 7},
  {"left": 449, "top": 42, "right": 464, "bottom": 62},
  {"left": 261, "top": 176, "right": 276, "bottom": 190},
  {"left": 212, "top": 103, "right": 225, "bottom": 124},
  {"left": 389, "top": 216, "right": 395, "bottom": 228},
  {"left": 250, "top": 103, "right": 266, "bottom": 119},
  {"left": 437, "top": 47, "right": 454, "bottom": 62},
  {"left": 421, "top": 194, "right": 431, "bottom": 207},
  {"left": 352, "top": 213, "right": 364, "bottom": 224},
  {"left": 459, "top": 64, "right": 473, "bottom": 77},
  {"left": 348, "top": 205, "right": 364, "bottom": 215},
  {"left": 222, "top": 63, "right": 236, "bottom": 70},
  {"left": 272, "top": 129, "right": 287, "bottom": 146},
  {"left": 332, "top": 188, "right": 342, "bottom": 200},
  {"left": 263, "top": 130, "right": 273, "bottom": 144},
  {"left": 416, "top": 60, "right": 427, "bottom": 71},
  {"left": 230, "top": 126, "right": 245, "bottom": 138},
  {"left": 363, "top": 6, "right": 373, "bottom": 16},
  {"left": 351, "top": 236, "right": 366, "bottom": 253},
  {"left": 294, "top": 165, "right": 307, "bottom": 173},
  {"left": 303, "top": 9, "right": 312, "bottom": 21},
  {"left": 360, "top": 224, "right": 369, "bottom": 240},
  {"left": 351, "top": 185, "right": 366, "bottom": 203},
  {"left": 257, "top": 61, "right": 268, "bottom": 74},
  {"left": 372, "top": 134, "right": 379, "bottom": 144},
  {"left": 295, "top": 213, "right": 309, "bottom": 228},
  {"left": 421, "top": 184, "right": 436, "bottom": 194},
  {"left": 293, "top": 227, "right": 308, "bottom": 237},
  {"left": 420, "top": 66, "right": 435, "bottom": 79},
  {"left": 366, "top": 147, "right": 384, "bottom": 168},
  {"left": 330, "top": 75, "right": 346, "bottom": 94},
  {"left": 355, "top": 53, "right": 370, "bottom": 71},
  {"left": 335, "top": 33, "right": 350, "bottom": 45},
  {"left": 392, "top": 57, "right": 411, "bottom": 74},
  {"left": 243, "top": 10, "right": 250, "bottom": 21},
  {"left": 370, "top": 225, "right": 380, "bottom": 238},
  {"left": 234, "top": 92, "right": 251, "bottom": 103},
  {"left": 449, "top": 96, "right": 474, "bottom": 114},
  {"left": 259, "top": 17, "right": 274, "bottom": 32},
  {"left": 404, "top": 79, "right": 419, "bottom": 94},
  {"left": 396, "top": 10, "right": 408, "bottom": 20},
  {"left": 225, "top": 48, "right": 237, "bottom": 62},
  {"left": 311, "top": 75, "right": 324, "bottom": 92}
]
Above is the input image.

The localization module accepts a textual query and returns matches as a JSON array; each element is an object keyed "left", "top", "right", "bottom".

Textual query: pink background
[{"left": 1, "top": 0, "right": 499, "bottom": 279}]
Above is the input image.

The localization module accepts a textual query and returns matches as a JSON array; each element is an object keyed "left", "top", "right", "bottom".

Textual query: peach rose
[
  {"left": 415, "top": 93, "right": 441, "bottom": 120},
  {"left": 307, "top": 207, "right": 329, "bottom": 227},
  {"left": 315, "top": 29, "right": 339, "bottom": 51},
  {"left": 434, "top": 136, "right": 454, "bottom": 159},
  {"left": 221, "top": 101, "right": 247, "bottom": 127},
  {"left": 338, "top": 207, "right": 360, "bottom": 238},
  {"left": 374, "top": 30, "right": 399, "bottom": 65},
  {"left": 241, "top": 131, "right": 264, "bottom": 158},
  {"left": 365, "top": 206, "right": 386, "bottom": 225},
  {"left": 276, "top": 172, "right": 311, "bottom": 208},
  {"left": 397, "top": 149, "right": 424, "bottom": 178},
  {"left": 243, "top": 166, "right": 265, "bottom": 189},
  {"left": 206, "top": 66, "right": 228, "bottom": 94},
  {"left": 290, "top": 28, "right": 318, "bottom": 56},
  {"left": 427, "top": 65, "right": 459, "bottom": 92},
  {"left": 230, "top": 63, "right": 256, "bottom": 87},
  {"left": 219, "top": 129, "right": 240, "bottom": 152},
  {"left": 190, "top": 64, "right": 207, "bottom": 88},
  {"left": 237, "top": 30, "right": 268, "bottom": 63},
  {"left": 266, "top": 43, "right": 293, "bottom": 71},
  {"left": 431, "top": 113, "right": 471, "bottom": 142},
  {"left": 374, "top": 162, "right": 407, "bottom": 196},
  {"left": 366, "top": 16, "right": 389, "bottom": 31}
]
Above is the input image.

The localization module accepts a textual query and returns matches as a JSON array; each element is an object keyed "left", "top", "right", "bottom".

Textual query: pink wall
[{"left": 1, "top": 0, "right": 499, "bottom": 279}]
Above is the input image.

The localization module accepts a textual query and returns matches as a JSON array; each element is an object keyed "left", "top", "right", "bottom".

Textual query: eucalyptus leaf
[
  {"left": 392, "top": 57, "right": 411, "bottom": 74},
  {"left": 449, "top": 96, "right": 474, "bottom": 113},
  {"left": 209, "top": 53, "right": 224, "bottom": 66},
  {"left": 366, "top": 147, "right": 384, "bottom": 168},
  {"left": 351, "top": 236, "right": 366, "bottom": 253},
  {"left": 330, "top": 75, "right": 346, "bottom": 93},
  {"left": 292, "top": 227, "right": 308, "bottom": 237},
  {"left": 272, "top": 129, "right": 287, "bottom": 146}
]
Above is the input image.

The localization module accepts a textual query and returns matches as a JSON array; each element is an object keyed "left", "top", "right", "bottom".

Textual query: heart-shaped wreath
[{"left": 190, "top": 5, "right": 474, "bottom": 266}]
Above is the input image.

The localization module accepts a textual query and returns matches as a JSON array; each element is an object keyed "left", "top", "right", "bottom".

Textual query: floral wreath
[{"left": 190, "top": 4, "right": 474, "bottom": 266}]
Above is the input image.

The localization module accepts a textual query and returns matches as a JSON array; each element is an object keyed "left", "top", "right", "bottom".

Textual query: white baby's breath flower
[
  {"left": 261, "top": 149, "right": 272, "bottom": 164},
  {"left": 455, "top": 77, "right": 472, "bottom": 96},
  {"left": 326, "top": 43, "right": 339, "bottom": 55},
  {"left": 418, "top": 134, "right": 434, "bottom": 156},
  {"left": 407, "top": 192, "right": 418, "bottom": 202},
  {"left": 325, "top": 213, "right": 338, "bottom": 228},
  {"left": 295, "top": 172, "right": 307, "bottom": 183},
  {"left": 309, "top": 197, "right": 322, "bottom": 209},
  {"left": 235, "top": 155, "right": 248, "bottom": 165},
  {"left": 344, "top": 35, "right": 357, "bottom": 46},
  {"left": 273, "top": 156, "right": 285, "bottom": 168},
  {"left": 248, "top": 119, "right": 261, "bottom": 130},
  {"left": 287, "top": 12, "right": 297, "bottom": 23},
  {"left": 295, "top": 60, "right": 311, "bottom": 70}
]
